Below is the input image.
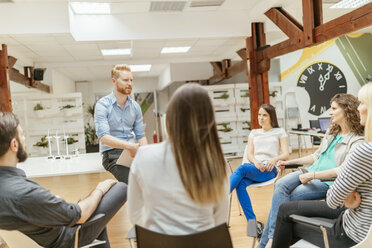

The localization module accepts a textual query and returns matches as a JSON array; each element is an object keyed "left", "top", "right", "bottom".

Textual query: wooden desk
[{"left": 289, "top": 130, "right": 325, "bottom": 157}]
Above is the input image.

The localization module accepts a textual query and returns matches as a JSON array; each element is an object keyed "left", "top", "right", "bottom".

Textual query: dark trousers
[
  {"left": 78, "top": 182, "right": 127, "bottom": 248},
  {"left": 272, "top": 200, "right": 357, "bottom": 248},
  {"left": 102, "top": 149, "right": 130, "bottom": 184}
]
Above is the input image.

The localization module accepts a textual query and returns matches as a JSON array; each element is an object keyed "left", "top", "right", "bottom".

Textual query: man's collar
[
  {"left": 109, "top": 91, "right": 133, "bottom": 106},
  {"left": 0, "top": 166, "right": 26, "bottom": 177}
]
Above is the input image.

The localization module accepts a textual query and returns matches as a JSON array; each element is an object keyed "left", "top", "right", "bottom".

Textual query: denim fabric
[
  {"left": 94, "top": 92, "right": 146, "bottom": 152},
  {"left": 230, "top": 163, "right": 277, "bottom": 220},
  {"left": 257, "top": 171, "right": 329, "bottom": 248}
]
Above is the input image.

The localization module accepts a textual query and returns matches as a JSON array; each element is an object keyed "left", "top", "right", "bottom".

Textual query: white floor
[{"left": 17, "top": 153, "right": 105, "bottom": 178}]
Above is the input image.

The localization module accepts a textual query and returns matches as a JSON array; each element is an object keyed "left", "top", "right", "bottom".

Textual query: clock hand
[
  {"left": 319, "top": 74, "right": 325, "bottom": 91},
  {"left": 319, "top": 72, "right": 331, "bottom": 91}
]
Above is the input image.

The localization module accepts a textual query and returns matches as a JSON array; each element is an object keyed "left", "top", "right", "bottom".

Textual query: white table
[
  {"left": 17, "top": 153, "right": 105, "bottom": 178},
  {"left": 289, "top": 130, "right": 325, "bottom": 157}
]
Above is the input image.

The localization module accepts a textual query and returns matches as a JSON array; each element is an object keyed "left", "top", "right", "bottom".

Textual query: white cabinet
[{"left": 12, "top": 92, "right": 86, "bottom": 157}]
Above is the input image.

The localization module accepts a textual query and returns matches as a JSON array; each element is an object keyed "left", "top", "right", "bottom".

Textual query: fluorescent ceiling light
[
  {"left": 161, "top": 46, "right": 191, "bottom": 54},
  {"left": 101, "top": 49, "right": 131, "bottom": 56},
  {"left": 130, "top": 64, "right": 152, "bottom": 72},
  {"left": 331, "top": 0, "right": 370, "bottom": 8},
  {"left": 70, "top": 2, "right": 111, "bottom": 14}
]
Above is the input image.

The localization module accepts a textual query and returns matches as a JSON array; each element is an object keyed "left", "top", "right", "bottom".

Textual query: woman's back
[{"left": 128, "top": 142, "right": 229, "bottom": 235}]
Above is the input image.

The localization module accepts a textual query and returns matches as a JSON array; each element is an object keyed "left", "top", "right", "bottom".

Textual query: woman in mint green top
[{"left": 258, "top": 94, "right": 365, "bottom": 248}]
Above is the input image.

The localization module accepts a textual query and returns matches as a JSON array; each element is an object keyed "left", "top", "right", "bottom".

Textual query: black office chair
[
  {"left": 290, "top": 214, "right": 372, "bottom": 248},
  {"left": 135, "top": 223, "right": 233, "bottom": 248},
  {"left": 309, "top": 120, "right": 321, "bottom": 146}
]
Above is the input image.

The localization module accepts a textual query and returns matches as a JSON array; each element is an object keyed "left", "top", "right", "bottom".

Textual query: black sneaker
[{"left": 256, "top": 221, "right": 264, "bottom": 239}]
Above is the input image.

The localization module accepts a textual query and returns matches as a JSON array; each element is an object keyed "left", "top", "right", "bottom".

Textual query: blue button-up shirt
[{"left": 94, "top": 92, "right": 146, "bottom": 152}]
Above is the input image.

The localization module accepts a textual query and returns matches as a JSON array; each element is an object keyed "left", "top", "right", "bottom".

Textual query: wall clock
[{"left": 297, "top": 61, "right": 347, "bottom": 116}]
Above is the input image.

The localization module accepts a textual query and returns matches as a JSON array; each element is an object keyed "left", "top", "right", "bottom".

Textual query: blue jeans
[
  {"left": 257, "top": 171, "right": 329, "bottom": 248},
  {"left": 230, "top": 163, "right": 277, "bottom": 220}
]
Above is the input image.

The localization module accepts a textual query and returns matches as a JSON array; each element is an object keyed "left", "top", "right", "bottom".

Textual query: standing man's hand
[
  {"left": 96, "top": 179, "right": 117, "bottom": 195},
  {"left": 127, "top": 143, "right": 140, "bottom": 157}
]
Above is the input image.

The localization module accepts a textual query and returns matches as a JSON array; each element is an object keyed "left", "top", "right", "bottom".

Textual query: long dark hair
[
  {"left": 166, "top": 83, "right": 227, "bottom": 204},
  {"left": 260, "top": 104, "right": 279, "bottom": 128}
]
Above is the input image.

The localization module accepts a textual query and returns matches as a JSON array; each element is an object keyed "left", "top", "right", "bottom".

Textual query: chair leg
[
  {"left": 251, "top": 237, "right": 256, "bottom": 248},
  {"left": 236, "top": 191, "right": 242, "bottom": 216},
  {"left": 320, "top": 226, "right": 330, "bottom": 248},
  {"left": 128, "top": 239, "right": 136, "bottom": 248},
  {"left": 227, "top": 193, "right": 232, "bottom": 227}
]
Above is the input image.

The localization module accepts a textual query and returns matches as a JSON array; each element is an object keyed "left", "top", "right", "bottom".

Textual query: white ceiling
[{"left": 0, "top": 0, "right": 371, "bottom": 82}]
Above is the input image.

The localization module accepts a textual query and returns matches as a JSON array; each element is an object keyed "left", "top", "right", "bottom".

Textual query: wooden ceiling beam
[
  {"left": 210, "top": 61, "right": 224, "bottom": 77},
  {"left": 259, "top": 1, "right": 372, "bottom": 60},
  {"left": 0, "top": 44, "right": 12, "bottom": 112},
  {"left": 236, "top": 48, "right": 248, "bottom": 60},
  {"left": 314, "top": 2, "right": 372, "bottom": 44},
  {"left": 7, "top": 56, "right": 17, "bottom": 69},
  {"left": 265, "top": 7, "right": 303, "bottom": 39}
]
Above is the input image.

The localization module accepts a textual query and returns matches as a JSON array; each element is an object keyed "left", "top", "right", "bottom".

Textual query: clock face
[{"left": 297, "top": 62, "right": 347, "bottom": 116}]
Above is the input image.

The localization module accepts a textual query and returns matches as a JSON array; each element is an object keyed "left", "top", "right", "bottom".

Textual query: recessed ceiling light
[
  {"left": 161, "top": 46, "right": 191, "bottom": 54},
  {"left": 130, "top": 64, "right": 152, "bottom": 72},
  {"left": 331, "top": 0, "right": 370, "bottom": 8},
  {"left": 101, "top": 49, "right": 131, "bottom": 56},
  {"left": 70, "top": 2, "right": 111, "bottom": 14}
]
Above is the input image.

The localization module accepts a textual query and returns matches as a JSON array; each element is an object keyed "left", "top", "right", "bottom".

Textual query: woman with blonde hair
[
  {"left": 271, "top": 82, "right": 372, "bottom": 248},
  {"left": 127, "top": 83, "right": 229, "bottom": 234}
]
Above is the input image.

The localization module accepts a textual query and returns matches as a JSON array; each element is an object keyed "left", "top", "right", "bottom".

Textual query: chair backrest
[
  {"left": 0, "top": 229, "right": 41, "bottom": 248},
  {"left": 242, "top": 144, "right": 249, "bottom": 164},
  {"left": 135, "top": 223, "right": 233, "bottom": 248}
]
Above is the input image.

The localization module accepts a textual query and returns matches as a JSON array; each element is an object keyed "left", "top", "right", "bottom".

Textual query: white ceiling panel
[
  {"left": 164, "top": 39, "right": 198, "bottom": 47},
  {"left": 194, "top": 38, "right": 229, "bottom": 47}
]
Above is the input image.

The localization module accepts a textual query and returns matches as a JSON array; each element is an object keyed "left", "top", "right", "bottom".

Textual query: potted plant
[
  {"left": 33, "top": 103, "right": 46, "bottom": 118},
  {"left": 85, "top": 103, "right": 99, "bottom": 153},
  {"left": 217, "top": 123, "right": 233, "bottom": 133},
  {"left": 33, "top": 136, "right": 49, "bottom": 155},
  {"left": 61, "top": 104, "right": 76, "bottom": 116}
]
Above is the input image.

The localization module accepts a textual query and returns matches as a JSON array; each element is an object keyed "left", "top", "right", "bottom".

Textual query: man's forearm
[
  {"left": 100, "top": 135, "right": 135, "bottom": 150},
  {"left": 138, "top": 137, "right": 148, "bottom": 146},
  {"left": 77, "top": 189, "right": 103, "bottom": 224}
]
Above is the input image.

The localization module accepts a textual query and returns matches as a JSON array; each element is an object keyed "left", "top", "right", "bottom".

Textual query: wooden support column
[
  {"left": 0, "top": 44, "right": 12, "bottom": 112},
  {"left": 247, "top": 23, "right": 270, "bottom": 129}
]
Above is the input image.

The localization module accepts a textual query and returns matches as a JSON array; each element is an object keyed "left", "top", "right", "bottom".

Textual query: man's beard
[
  {"left": 16, "top": 138, "right": 28, "bottom": 163},
  {"left": 118, "top": 85, "right": 132, "bottom": 95}
]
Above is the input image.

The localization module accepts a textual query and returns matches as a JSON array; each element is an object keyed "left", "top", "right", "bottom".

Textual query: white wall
[{"left": 52, "top": 70, "right": 75, "bottom": 94}]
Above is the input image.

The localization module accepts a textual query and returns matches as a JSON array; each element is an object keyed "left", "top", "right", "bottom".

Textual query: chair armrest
[
  {"left": 82, "top": 213, "right": 105, "bottom": 227},
  {"left": 290, "top": 214, "right": 334, "bottom": 229},
  {"left": 319, "top": 178, "right": 336, "bottom": 182},
  {"left": 283, "top": 164, "right": 302, "bottom": 169}
]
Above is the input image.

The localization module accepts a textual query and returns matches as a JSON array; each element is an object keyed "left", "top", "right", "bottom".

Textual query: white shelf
[{"left": 12, "top": 93, "right": 86, "bottom": 157}]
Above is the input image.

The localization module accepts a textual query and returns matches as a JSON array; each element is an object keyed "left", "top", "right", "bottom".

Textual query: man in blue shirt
[
  {"left": 0, "top": 112, "right": 127, "bottom": 248},
  {"left": 95, "top": 64, "right": 148, "bottom": 183}
]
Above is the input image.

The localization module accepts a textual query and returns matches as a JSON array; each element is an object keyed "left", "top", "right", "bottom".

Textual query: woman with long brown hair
[
  {"left": 127, "top": 83, "right": 229, "bottom": 234},
  {"left": 258, "top": 93, "right": 365, "bottom": 248},
  {"left": 270, "top": 82, "right": 372, "bottom": 248},
  {"left": 230, "top": 104, "right": 289, "bottom": 237}
]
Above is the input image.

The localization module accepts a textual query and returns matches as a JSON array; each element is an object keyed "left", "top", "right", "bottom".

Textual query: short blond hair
[
  {"left": 358, "top": 82, "right": 372, "bottom": 142},
  {"left": 111, "top": 64, "right": 131, "bottom": 79}
]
